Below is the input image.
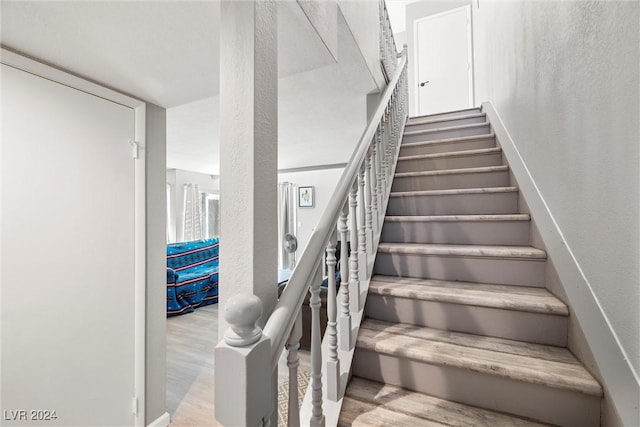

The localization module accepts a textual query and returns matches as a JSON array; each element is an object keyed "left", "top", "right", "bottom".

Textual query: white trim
[
  {"left": 147, "top": 412, "right": 170, "bottom": 427},
  {"left": 134, "top": 104, "right": 147, "bottom": 427},
  {"left": 413, "top": 5, "right": 474, "bottom": 115},
  {"left": 1, "top": 48, "right": 148, "bottom": 427},
  {"left": 483, "top": 101, "right": 640, "bottom": 427}
]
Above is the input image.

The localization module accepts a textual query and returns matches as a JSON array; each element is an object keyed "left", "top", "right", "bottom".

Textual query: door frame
[
  {"left": 1, "top": 48, "right": 147, "bottom": 427},
  {"left": 413, "top": 4, "right": 475, "bottom": 115}
]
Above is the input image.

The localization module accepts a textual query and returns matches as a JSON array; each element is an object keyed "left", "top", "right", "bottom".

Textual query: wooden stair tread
[
  {"left": 384, "top": 214, "right": 530, "bottom": 222},
  {"left": 397, "top": 147, "right": 501, "bottom": 162},
  {"left": 389, "top": 186, "right": 518, "bottom": 198},
  {"left": 369, "top": 276, "right": 567, "bottom": 315},
  {"left": 405, "top": 112, "right": 486, "bottom": 127},
  {"left": 340, "top": 397, "right": 447, "bottom": 427},
  {"left": 407, "top": 107, "right": 482, "bottom": 123},
  {"left": 400, "top": 133, "right": 495, "bottom": 149},
  {"left": 357, "top": 319, "right": 602, "bottom": 396},
  {"left": 341, "top": 377, "right": 550, "bottom": 427},
  {"left": 403, "top": 121, "right": 490, "bottom": 137},
  {"left": 377, "top": 242, "right": 546, "bottom": 260},
  {"left": 395, "top": 165, "right": 508, "bottom": 178}
]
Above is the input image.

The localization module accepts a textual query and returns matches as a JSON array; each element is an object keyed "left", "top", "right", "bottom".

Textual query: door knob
[{"left": 419, "top": 81, "right": 430, "bottom": 87}]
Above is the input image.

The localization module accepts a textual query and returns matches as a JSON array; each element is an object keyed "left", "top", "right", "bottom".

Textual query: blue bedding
[{"left": 166, "top": 238, "right": 219, "bottom": 316}]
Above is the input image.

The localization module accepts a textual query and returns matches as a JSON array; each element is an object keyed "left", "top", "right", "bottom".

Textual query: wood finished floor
[
  {"left": 167, "top": 304, "right": 221, "bottom": 426},
  {"left": 166, "top": 303, "right": 310, "bottom": 426}
]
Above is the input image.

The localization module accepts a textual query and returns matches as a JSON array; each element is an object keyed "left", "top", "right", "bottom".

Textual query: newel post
[{"left": 215, "top": 294, "right": 272, "bottom": 427}]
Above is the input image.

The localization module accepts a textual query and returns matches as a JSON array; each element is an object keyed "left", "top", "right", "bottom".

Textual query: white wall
[
  {"left": 338, "top": 0, "right": 386, "bottom": 90},
  {"left": 473, "top": 1, "right": 639, "bottom": 423},
  {"left": 278, "top": 168, "right": 344, "bottom": 257}
]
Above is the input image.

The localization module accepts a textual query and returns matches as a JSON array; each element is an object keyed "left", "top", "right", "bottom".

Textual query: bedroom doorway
[{"left": 414, "top": 5, "right": 474, "bottom": 115}]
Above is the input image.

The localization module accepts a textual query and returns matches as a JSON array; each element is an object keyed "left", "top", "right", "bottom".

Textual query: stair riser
[
  {"left": 391, "top": 170, "right": 509, "bottom": 192},
  {"left": 403, "top": 125, "right": 490, "bottom": 144},
  {"left": 387, "top": 191, "right": 519, "bottom": 216},
  {"left": 365, "top": 295, "right": 567, "bottom": 346},
  {"left": 373, "top": 253, "right": 545, "bottom": 287},
  {"left": 408, "top": 108, "right": 482, "bottom": 123},
  {"left": 352, "top": 351, "right": 600, "bottom": 427},
  {"left": 381, "top": 220, "right": 530, "bottom": 245},
  {"left": 400, "top": 137, "right": 495, "bottom": 157},
  {"left": 395, "top": 152, "right": 503, "bottom": 173},
  {"left": 405, "top": 115, "right": 486, "bottom": 133}
]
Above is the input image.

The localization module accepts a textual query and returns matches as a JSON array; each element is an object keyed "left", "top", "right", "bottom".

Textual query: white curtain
[
  {"left": 278, "top": 182, "right": 298, "bottom": 270},
  {"left": 183, "top": 183, "right": 204, "bottom": 242}
]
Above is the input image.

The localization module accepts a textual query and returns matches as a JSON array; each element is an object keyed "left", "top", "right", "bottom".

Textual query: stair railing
[
  {"left": 215, "top": 21, "right": 408, "bottom": 427},
  {"left": 380, "top": 0, "right": 399, "bottom": 82}
]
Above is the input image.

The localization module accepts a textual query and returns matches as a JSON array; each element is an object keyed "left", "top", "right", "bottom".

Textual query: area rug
[{"left": 278, "top": 370, "right": 311, "bottom": 427}]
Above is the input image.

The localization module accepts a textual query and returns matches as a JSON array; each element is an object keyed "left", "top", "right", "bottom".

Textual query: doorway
[
  {"left": 414, "top": 5, "right": 474, "bottom": 116},
  {"left": 1, "top": 58, "right": 145, "bottom": 426}
]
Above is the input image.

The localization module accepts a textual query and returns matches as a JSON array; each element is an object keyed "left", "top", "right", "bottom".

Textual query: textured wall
[{"left": 472, "top": 1, "right": 639, "bottom": 419}]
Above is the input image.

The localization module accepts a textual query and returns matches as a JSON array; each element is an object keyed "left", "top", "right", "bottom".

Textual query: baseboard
[
  {"left": 148, "top": 412, "right": 170, "bottom": 427},
  {"left": 482, "top": 101, "right": 640, "bottom": 427}
]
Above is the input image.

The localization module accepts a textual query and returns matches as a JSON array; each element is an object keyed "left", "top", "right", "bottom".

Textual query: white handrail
[{"left": 262, "top": 51, "right": 408, "bottom": 367}]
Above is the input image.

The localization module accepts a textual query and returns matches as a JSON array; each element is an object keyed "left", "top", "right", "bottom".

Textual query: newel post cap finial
[{"left": 224, "top": 294, "right": 263, "bottom": 347}]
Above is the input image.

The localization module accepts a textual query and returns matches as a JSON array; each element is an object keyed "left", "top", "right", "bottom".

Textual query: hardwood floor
[
  {"left": 166, "top": 303, "right": 311, "bottom": 426},
  {"left": 167, "top": 304, "right": 221, "bottom": 426}
]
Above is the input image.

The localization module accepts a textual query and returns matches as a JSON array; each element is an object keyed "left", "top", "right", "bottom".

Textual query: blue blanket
[{"left": 166, "top": 238, "right": 219, "bottom": 316}]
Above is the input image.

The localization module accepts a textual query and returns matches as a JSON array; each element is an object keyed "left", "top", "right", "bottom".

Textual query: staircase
[{"left": 339, "top": 108, "right": 603, "bottom": 427}]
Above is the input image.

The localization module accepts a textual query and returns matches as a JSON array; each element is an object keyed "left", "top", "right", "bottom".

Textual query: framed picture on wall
[{"left": 298, "top": 186, "right": 314, "bottom": 208}]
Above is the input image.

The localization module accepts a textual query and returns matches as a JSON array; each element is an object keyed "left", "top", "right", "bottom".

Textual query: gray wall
[
  {"left": 472, "top": 1, "right": 639, "bottom": 424},
  {"left": 145, "top": 104, "right": 168, "bottom": 425}
]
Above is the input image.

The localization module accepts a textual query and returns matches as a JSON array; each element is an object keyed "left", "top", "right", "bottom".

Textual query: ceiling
[
  {"left": 1, "top": 0, "right": 336, "bottom": 108},
  {"left": 1, "top": 1, "right": 384, "bottom": 174},
  {"left": 167, "top": 9, "right": 378, "bottom": 174}
]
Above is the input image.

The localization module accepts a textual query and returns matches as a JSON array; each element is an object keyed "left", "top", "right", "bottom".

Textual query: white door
[
  {"left": 415, "top": 6, "right": 473, "bottom": 116},
  {"left": 1, "top": 64, "right": 136, "bottom": 426}
]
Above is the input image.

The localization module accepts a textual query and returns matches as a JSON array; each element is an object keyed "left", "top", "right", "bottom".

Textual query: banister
[{"left": 263, "top": 49, "right": 408, "bottom": 369}]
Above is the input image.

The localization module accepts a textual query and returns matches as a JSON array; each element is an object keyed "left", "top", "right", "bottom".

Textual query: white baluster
[
  {"left": 385, "top": 107, "right": 393, "bottom": 191},
  {"left": 338, "top": 204, "right": 352, "bottom": 351},
  {"left": 349, "top": 181, "right": 361, "bottom": 312},
  {"left": 286, "top": 313, "right": 302, "bottom": 427},
  {"left": 325, "top": 234, "right": 340, "bottom": 401},
  {"left": 376, "top": 124, "right": 384, "bottom": 213},
  {"left": 365, "top": 146, "right": 376, "bottom": 252},
  {"left": 309, "top": 265, "right": 325, "bottom": 427},
  {"left": 371, "top": 135, "right": 381, "bottom": 230},
  {"left": 358, "top": 163, "right": 369, "bottom": 278},
  {"left": 379, "top": 116, "right": 388, "bottom": 193}
]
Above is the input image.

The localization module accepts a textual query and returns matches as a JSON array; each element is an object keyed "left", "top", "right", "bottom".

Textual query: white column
[{"left": 219, "top": 0, "right": 278, "bottom": 334}]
